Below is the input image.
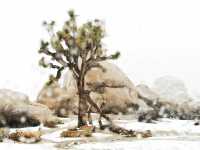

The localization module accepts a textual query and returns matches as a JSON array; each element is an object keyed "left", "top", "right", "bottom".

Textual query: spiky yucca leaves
[{"left": 38, "top": 10, "right": 120, "bottom": 127}]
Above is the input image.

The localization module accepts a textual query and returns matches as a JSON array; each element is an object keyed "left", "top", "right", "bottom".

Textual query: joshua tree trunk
[
  {"left": 77, "top": 89, "right": 88, "bottom": 127},
  {"left": 77, "top": 69, "right": 88, "bottom": 127}
]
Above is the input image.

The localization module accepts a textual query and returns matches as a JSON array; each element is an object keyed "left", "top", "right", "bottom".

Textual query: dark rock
[{"left": 0, "top": 89, "right": 60, "bottom": 128}]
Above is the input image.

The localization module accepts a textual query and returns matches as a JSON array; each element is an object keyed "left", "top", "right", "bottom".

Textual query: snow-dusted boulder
[
  {"left": 152, "top": 76, "right": 200, "bottom": 119},
  {"left": 136, "top": 84, "right": 159, "bottom": 103},
  {"left": 0, "top": 89, "right": 29, "bottom": 104},
  {"left": 177, "top": 100, "right": 200, "bottom": 120},
  {"left": 0, "top": 89, "right": 60, "bottom": 128},
  {"left": 153, "top": 76, "right": 192, "bottom": 104},
  {"left": 63, "top": 62, "right": 138, "bottom": 114},
  {"left": 37, "top": 82, "right": 78, "bottom": 117},
  {"left": 136, "top": 84, "right": 178, "bottom": 122},
  {"left": 136, "top": 82, "right": 200, "bottom": 121}
]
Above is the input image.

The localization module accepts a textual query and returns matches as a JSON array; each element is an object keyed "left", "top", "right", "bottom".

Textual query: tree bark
[
  {"left": 77, "top": 72, "right": 88, "bottom": 127},
  {"left": 77, "top": 92, "right": 88, "bottom": 127}
]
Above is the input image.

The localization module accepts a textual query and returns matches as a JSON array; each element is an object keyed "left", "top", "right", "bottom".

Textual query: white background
[{"left": 0, "top": 0, "right": 200, "bottom": 100}]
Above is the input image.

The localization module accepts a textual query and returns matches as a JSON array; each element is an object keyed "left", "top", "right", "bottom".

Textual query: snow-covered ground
[
  {"left": 73, "top": 140, "right": 200, "bottom": 150},
  {"left": 1, "top": 116, "right": 200, "bottom": 150},
  {"left": 0, "top": 143, "right": 56, "bottom": 150}
]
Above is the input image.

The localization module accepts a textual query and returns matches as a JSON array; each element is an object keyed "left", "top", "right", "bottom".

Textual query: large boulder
[
  {"left": 63, "top": 61, "right": 138, "bottom": 114},
  {"left": 0, "top": 89, "right": 60, "bottom": 128},
  {"left": 136, "top": 84, "right": 177, "bottom": 122},
  {"left": 38, "top": 62, "right": 139, "bottom": 116},
  {"left": 37, "top": 82, "right": 78, "bottom": 117}
]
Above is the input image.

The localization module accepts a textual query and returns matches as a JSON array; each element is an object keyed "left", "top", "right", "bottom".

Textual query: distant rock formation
[
  {"left": 0, "top": 89, "right": 60, "bottom": 128},
  {"left": 153, "top": 76, "right": 192, "bottom": 104},
  {"left": 136, "top": 84, "right": 178, "bottom": 122},
  {"left": 136, "top": 81, "right": 200, "bottom": 122}
]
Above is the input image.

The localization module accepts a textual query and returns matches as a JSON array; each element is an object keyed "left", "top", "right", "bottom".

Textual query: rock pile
[
  {"left": 36, "top": 63, "right": 200, "bottom": 122},
  {"left": 136, "top": 77, "right": 200, "bottom": 122},
  {"left": 0, "top": 89, "right": 60, "bottom": 128}
]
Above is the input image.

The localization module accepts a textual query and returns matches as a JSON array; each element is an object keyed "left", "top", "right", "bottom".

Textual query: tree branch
[
  {"left": 86, "top": 82, "right": 125, "bottom": 94},
  {"left": 55, "top": 66, "right": 65, "bottom": 80},
  {"left": 84, "top": 62, "right": 105, "bottom": 75},
  {"left": 83, "top": 90, "right": 113, "bottom": 124}
]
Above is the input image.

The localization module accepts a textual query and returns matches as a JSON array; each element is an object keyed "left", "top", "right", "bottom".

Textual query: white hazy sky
[{"left": 0, "top": 0, "right": 200, "bottom": 100}]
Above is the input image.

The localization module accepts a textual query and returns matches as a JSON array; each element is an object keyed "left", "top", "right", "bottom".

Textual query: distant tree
[{"left": 38, "top": 10, "right": 120, "bottom": 127}]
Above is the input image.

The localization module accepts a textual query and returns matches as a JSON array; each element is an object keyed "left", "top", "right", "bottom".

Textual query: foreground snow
[
  {"left": 0, "top": 143, "right": 56, "bottom": 150},
  {"left": 1, "top": 116, "right": 200, "bottom": 150},
  {"left": 74, "top": 140, "right": 200, "bottom": 150}
]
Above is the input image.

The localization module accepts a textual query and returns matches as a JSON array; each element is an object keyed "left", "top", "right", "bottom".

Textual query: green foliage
[
  {"left": 38, "top": 57, "right": 48, "bottom": 68},
  {"left": 68, "top": 9, "right": 76, "bottom": 21},
  {"left": 38, "top": 10, "right": 120, "bottom": 84},
  {"left": 111, "top": 51, "right": 120, "bottom": 59},
  {"left": 39, "top": 40, "right": 49, "bottom": 53},
  {"left": 45, "top": 75, "right": 56, "bottom": 86}
]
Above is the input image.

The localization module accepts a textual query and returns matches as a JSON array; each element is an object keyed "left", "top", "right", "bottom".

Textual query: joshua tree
[{"left": 38, "top": 10, "right": 120, "bottom": 127}]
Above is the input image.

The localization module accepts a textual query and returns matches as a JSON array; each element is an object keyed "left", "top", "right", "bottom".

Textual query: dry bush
[
  {"left": 9, "top": 130, "right": 41, "bottom": 143},
  {"left": 60, "top": 125, "right": 94, "bottom": 137},
  {"left": 60, "top": 130, "right": 82, "bottom": 137},
  {"left": 109, "top": 125, "right": 152, "bottom": 138}
]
